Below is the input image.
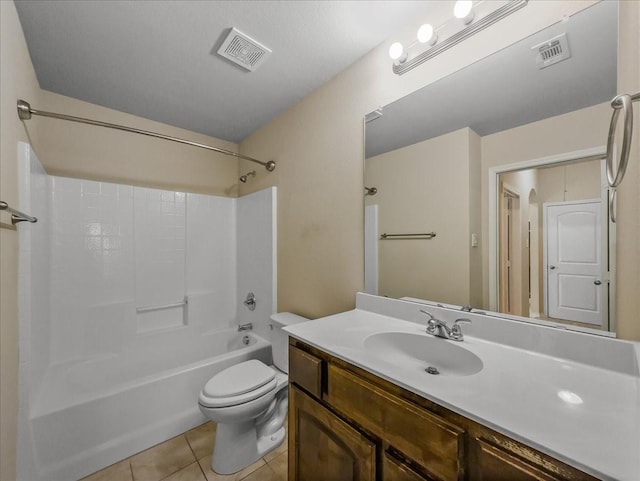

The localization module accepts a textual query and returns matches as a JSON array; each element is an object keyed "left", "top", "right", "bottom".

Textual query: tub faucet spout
[{"left": 238, "top": 323, "right": 253, "bottom": 332}]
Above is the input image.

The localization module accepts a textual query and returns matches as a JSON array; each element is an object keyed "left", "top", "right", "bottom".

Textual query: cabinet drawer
[
  {"left": 289, "top": 345, "right": 323, "bottom": 398},
  {"left": 383, "top": 453, "right": 435, "bottom": 481},
  {"left": 327, "top": 365, "right": 465, "bottom": 481},
  {"left": 477, "top": 439, "right": 565, "bottom": 481}
]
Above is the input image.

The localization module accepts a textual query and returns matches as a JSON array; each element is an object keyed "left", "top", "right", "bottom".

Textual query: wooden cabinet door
[{"left": 289, "top": 385, "right": 376, "bottom": 481}]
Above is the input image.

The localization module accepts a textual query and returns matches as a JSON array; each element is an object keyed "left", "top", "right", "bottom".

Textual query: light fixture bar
[{"left": 393, "top": 0, "right": 528, "bottom": 75}]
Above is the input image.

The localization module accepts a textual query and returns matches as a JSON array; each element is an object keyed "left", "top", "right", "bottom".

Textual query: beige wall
[
  {"left": 468, "top": 129, "right": 482, "bottom": 307},
  {"left": 537, "top": 160, "right": 602, "bottom": 204},
  {"left": 365, "top": 128, "right": 477, "bottom": 305},
  {"left": 34, "top": 90, "right": 239, "bottom": 196},
  {"left": 0, "top": 3, "right": 42, "bottom": 480}
]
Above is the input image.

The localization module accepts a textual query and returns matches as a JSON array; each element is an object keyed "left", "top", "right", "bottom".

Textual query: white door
[{"left": 545, "top": 200, "right": 603, "bottom": 325}]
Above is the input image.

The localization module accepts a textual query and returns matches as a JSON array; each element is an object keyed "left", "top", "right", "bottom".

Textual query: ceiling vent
[
  {"left": 217, "top": 28, "right": 271, "bottom": 72},
  {"left": 532, "top": 33, "right": 571, "bottom": 70}
]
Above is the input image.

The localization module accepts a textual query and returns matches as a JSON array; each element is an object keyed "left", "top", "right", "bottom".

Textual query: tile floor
[{"left": 81, "top": 422, "right": 287, "bottom": 481}]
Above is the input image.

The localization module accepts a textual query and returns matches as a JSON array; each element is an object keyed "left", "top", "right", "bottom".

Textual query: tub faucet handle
[{"left": 244, "top": 292, "right": 256, "bottom": 311}]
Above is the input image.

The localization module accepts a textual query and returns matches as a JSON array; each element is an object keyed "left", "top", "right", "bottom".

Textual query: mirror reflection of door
[
  {"left": 499, "top": 186, "right": 521, "bottom": 315},
  {"left": 497, "top": 157, "right": 609, "bottom": 330},
  {"left": 545, "top": 200, "right": 604, "bottom": 326}
]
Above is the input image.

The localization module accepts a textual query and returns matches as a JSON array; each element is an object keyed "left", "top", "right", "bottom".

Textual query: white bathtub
[{"left": 24, "top": 329, "right": 272, "bottom": 481}]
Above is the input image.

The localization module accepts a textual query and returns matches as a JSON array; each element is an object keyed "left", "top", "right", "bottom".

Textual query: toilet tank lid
[{"left": 270, "top": 312, "right": 309, "bottom": 326}]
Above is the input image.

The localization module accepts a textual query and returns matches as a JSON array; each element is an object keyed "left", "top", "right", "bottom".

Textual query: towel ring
[
  {"left": 609, "top": 189, "right": 617, "bottom": 224},
  {"left": 606, "top": 94, "right": 633, "bottom": 188}
]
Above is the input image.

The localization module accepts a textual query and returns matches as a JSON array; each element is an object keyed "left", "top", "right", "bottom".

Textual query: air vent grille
[
  {"left": 541, "top": 42, "right": 563, "bottom": 61},
  {"left": 217, "top": 28, "right": 271, "bottom": 72},
  {"left": 532, "top": 33, "right": 571, "bottom": 70}
]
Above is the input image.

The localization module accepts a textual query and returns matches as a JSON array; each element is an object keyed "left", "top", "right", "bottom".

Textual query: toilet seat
[{"left": 199, "top": 360, "right": 277, "bottom": 408}]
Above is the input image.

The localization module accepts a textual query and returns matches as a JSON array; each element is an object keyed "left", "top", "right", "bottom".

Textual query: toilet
[{"left": 198, "top": 312, "right": 308, "bottom": 474}]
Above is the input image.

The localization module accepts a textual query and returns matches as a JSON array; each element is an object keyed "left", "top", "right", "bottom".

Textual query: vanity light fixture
[
  {"left": 388, "top": 42, "right": 407, "bottom": 64},
  {"left": 417, "top": 24, "right": 437, "bottom": 46},
  {"left": 391, "top": 0, "right": 528, "bottom": 75},
  {"left": 453, "top": 0, "right": 475, "bottom": 25}
]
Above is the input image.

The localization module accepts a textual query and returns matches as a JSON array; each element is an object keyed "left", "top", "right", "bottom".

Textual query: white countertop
[{"left": 284, "top": 307, "right": 640, "bottom": 481}]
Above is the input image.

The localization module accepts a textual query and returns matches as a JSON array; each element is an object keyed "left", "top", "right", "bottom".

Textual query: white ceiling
[
  {"left": 365, "top": 1, "right": 617, "bottom": 158},
  {"left": 15, "top": 0, "right": 435, "bottom": 143}
]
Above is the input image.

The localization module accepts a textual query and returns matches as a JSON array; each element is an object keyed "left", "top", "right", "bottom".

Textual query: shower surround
[{"left": 16, "top": 143, "right": 277, "bottom": 481}]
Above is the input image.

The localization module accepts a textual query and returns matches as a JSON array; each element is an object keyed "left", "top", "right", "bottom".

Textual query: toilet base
[
  {"left": 211, "top": 424, "right": 285, "bottom": 474},
  {"left": 257, "top": 426, "right": 285, "bottom": 460}
]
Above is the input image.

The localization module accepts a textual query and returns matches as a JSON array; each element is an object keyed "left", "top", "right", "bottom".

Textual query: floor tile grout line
[
  {"left": 157, "top": 460, "right": 202, "bottom": 481},
  {"left": 184, "top": 431, "right": 199, "bottom": 462},
  {"left": 195, "top": 458, "right": 208, "bottom": 481},
  {"left": 137, "top": 435, "right": 196, "bottom": 481}
]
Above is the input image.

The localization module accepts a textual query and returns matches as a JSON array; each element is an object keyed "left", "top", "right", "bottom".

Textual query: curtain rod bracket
[
  {"left": 17, "top": 99, "right": 32, "bottom": 120},
  {"left": 16, "top": 99, "right": 275, "bottom": 172}
]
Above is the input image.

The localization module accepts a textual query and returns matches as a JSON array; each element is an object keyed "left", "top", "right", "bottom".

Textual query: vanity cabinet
[{"left": 288, "top": 341, "right": 600, "bottom": 481}]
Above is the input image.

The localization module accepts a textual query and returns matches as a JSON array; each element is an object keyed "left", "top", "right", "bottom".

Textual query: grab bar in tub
[{"left": 136, "top": 297, "right": 188, "bottom": 314}]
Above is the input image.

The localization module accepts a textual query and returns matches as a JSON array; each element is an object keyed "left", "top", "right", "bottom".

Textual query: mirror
[{"left": 364, "top": 1, "right": 618, "bottom": 334}]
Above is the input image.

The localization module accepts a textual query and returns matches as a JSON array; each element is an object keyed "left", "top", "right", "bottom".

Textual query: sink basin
[{"left": 363, "top": 332, "right": 483, "bottom": 377}]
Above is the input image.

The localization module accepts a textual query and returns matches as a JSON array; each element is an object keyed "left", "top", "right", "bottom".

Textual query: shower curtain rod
[{"left": 16, "top": 100, "right": 276, "bottom": 172}]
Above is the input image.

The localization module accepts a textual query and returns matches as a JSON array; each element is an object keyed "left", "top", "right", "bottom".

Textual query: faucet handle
[
  {"left": 451, "top": 318, "right": 472, "bottom": 341},
  {"left": 419, "top": 310, "right": 439, "bottom": 333},
  {"left": 419, "top": 309, "right": 436, "bottom": 321}
]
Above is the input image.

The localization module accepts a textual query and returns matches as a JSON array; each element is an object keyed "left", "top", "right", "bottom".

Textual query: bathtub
[{"left": 24, "top": 329, "right": 272, "bottom": 481}]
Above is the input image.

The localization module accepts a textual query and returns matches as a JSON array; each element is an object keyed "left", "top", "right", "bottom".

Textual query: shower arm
[{"left": 16, "top": 99, "right": 276, "bottom": 172}]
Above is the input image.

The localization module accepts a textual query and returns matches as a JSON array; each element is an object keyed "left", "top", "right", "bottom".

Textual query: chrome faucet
[
  {"left": 238, "top": 322, "right": 253, "bottom": 332},
  {"left": 419, "top": 310, "right": 471, "bottom": 342}
]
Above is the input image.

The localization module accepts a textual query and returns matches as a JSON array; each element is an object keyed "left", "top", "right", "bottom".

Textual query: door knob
[
  {"left": 549, "top": 265, "right": 556, "bottom": 270},
  {"left": 594, "top": 280, "right": 602, "bottom": 285}
]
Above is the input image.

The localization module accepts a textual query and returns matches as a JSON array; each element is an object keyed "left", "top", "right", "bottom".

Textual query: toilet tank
[{"left": 270, "top": 312, "right": 308, "bottom": 373}]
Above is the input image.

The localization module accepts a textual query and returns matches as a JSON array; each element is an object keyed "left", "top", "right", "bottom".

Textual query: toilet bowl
[{"left": 198, "top": 312, "right": 308, "bottom": 474}]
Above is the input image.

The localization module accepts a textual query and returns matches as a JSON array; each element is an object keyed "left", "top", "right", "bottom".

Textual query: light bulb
[
  {"left": 454, "top": 0, "right": 474, "bottom": 24},
  {"left": 417, "top": 24, "right": 437, "bottom": 46},
  {"left": 388, "top": 42, "right": 404, "bottom": 60}
]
